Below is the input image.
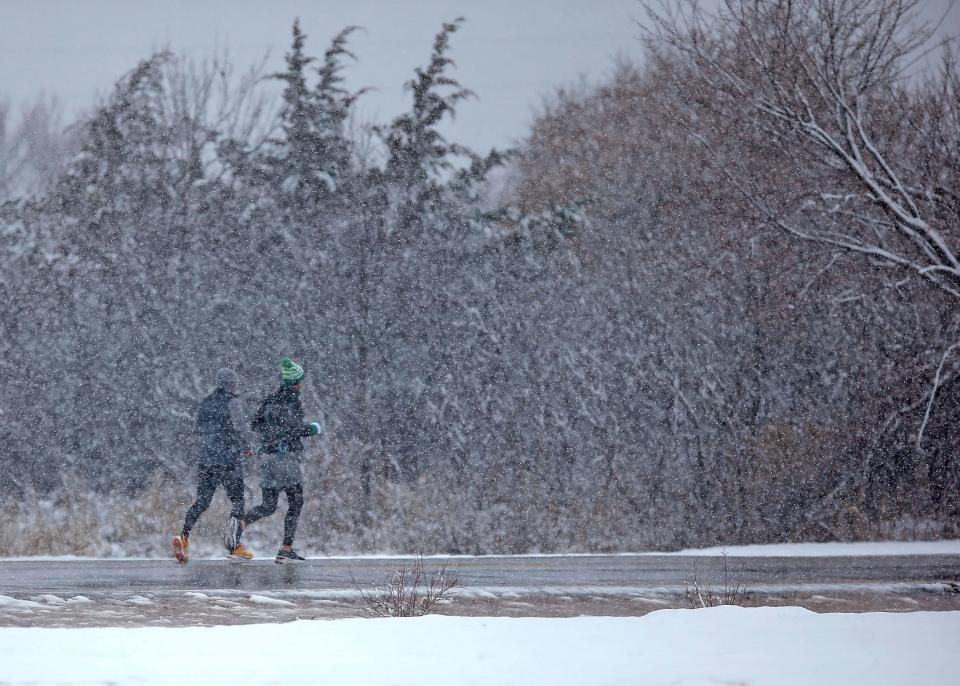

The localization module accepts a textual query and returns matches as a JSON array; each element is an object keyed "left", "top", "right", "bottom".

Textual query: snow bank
[
  {"left": 1, "top": 607, "right": 956, "bottom": 685},
  {"left": 668, "top": 540, "right": 960, "bottom": 557},
  {"left": 0, "top": 595, "right": 44, "bottom": 610},
  {"left": 247, "top": 594, "right": 296, "bottom": 607}
]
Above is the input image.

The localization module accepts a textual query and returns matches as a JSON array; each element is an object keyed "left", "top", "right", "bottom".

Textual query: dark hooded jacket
[
  {"left": 251, "top": 384, "right": 316, "bottom": 489},
  {"left": 195, "top": 375, "right": 249, "bottom": 468},
  {"left": 251, "top": 385, "right": 314, "bottom": 455}
]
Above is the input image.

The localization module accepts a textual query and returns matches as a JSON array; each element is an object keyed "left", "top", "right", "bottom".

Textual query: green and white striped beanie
[{"left": 281, "top": 357, "right": 305, "bottom": 385}]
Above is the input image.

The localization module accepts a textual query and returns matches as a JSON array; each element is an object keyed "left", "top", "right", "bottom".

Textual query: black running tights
[
  {"left": 183, "top": 463, "right": 245, "bottom": 537},
  {"left": 243, "top": 483, "right": 304, "bottom": 547}
]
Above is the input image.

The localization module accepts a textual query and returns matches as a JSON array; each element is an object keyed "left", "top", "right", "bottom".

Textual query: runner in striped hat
[{"left": 243, "top": 355, "right": 322, "bottom": 563}]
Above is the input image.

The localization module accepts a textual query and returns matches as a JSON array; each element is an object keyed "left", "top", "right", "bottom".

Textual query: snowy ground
[
  {"left": 667, "top": 540, "right": 960, "bottom": 557},
  {"left": 5, "top": 538, "right": 960, "bottom": 561},
  {"left": 1, "top": 607, "right": 957, "bottom": 685},
  {"left": 1, "top": 582, "right": 957, "bottom": 628}
]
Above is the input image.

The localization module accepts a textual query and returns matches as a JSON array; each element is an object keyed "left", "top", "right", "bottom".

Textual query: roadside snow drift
[
  {"left": 1, "top": 606, "right": 956, "bottom": 685},
  {"left": 669, "top": 540, "right": 960, "bottom": 557}
]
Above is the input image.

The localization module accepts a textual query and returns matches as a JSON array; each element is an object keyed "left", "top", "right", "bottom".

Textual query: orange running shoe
[
  {"left": 228, "top": 544, "right": 253, "bottom": 561},
  {"left": 172, "top": 534, "right": 189, "bottom": 564}
]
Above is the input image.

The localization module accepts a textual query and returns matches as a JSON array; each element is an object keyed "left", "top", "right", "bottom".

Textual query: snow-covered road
[
  {"left": 3, "top": 548, "right": 960, "bottom": 596},
  {"left": 1, "top": 545, "right": 958, "bottom": 626}
]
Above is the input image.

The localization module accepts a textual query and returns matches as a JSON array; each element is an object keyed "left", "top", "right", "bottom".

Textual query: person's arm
[
  {"left": 300, "top": 421, "right": 322, "bottom": 437},
  {"left": 290, "top": 396, "right": 321, "bottom": 437},
  {"left": 191, "top": 404, "right": 207, "bottom": 457},
  {"left": 228, "top": 397, "right": 255, "bottom": 454},
  {"left": 195, "top": 399, "right": 210, "bottom": 435},
  {"left": 285, "top": 417, "right": 317, "bottom": 439},
  {"left": 250, "top": 399, "right": 267, "bottom": 434}
]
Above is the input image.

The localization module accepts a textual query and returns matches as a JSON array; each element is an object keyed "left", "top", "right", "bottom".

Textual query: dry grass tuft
[
  {"left": 684, "top": 552, "right": 749, "bottom": 608},
  {"left": 351, "top": 554, "right": 460, "bottom": 617}
]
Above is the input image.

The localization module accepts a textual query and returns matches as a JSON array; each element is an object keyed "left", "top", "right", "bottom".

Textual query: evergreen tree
[
  {"left": 267, "top": 21, "right": 363, "bottom": 224},
  {"left": 53, "top": 52, "right": 174, "bottom": 240},
  {"left": 378, "top": 18, "right": 474, "bottom": 237},
  {"left": 313, "top": 25, "right": 364, "bottom": 189}
]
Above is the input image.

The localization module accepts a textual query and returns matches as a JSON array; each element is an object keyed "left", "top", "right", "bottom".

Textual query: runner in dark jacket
[
  {"left": 242, "top": 357, "right": 321, "bottom": 563},
  {"left": 172, "top": 368, "right": 254, "bottom": 563}
]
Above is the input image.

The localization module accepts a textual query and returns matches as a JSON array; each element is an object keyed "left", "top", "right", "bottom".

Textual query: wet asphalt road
[{"left": 1, "top": 554, "right": 959, "bottom": 595}]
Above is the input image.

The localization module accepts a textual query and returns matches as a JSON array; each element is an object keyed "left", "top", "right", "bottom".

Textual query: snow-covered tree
[{"left": 1, "top": 12, "right": 956, "bottom": 553}]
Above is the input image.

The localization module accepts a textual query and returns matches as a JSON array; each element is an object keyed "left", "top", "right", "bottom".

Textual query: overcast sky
[{"left": 1, "top": 0, "right": 956, "bottom": 153}]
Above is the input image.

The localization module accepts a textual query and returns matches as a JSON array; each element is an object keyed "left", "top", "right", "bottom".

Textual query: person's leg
[
  {"left": 222, "top": 465, "right": 245, "bottom": 521},
  {"left": 243, "top": 487, "right": 280, "bottom": 528},
  {"left": 221, "top": 464, "right": 246, "bottom": 550},
  {"left": 281, "top": 483, "right": 304, "bottom": 549},
  {"left": 182, "top": 466, "right": 218, "bottom": 537}
]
